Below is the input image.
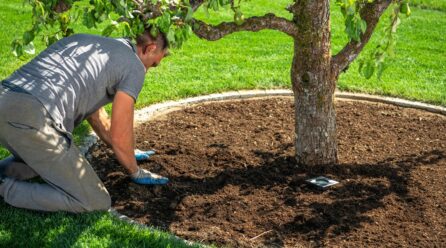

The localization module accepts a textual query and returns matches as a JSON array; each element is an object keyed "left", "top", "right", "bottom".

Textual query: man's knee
[
  {"left": 83, "top": 191, "right": 111, "bottom": 212},
  {"left": 72, "top": 190, "right": 111, "bottom": 213}
]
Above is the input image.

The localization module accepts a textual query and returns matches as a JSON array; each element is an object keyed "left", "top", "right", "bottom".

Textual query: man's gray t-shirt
[{"left": 4, "top": 34, "right": 145, "bottom": 132}]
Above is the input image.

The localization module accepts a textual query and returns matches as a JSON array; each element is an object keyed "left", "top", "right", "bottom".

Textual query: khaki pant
[{"left": 0, "top": 86, "right": 110, "bottom": 212}]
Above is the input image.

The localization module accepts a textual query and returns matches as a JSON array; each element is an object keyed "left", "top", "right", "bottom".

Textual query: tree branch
[
  {"left": 190, "top": 0, "right": 206, "bottom": 11},
  {"left": 192, "top": 13, "right": 298, "bottom": 41},
  {"left": 131, "top": 0, "right": 144, "bottom": 12},
  {"left": 331, "top": 0, "right": 392, "bottom": 75},
  {"left": 53, "top": 0, "right": 71, "bottom": 13}
]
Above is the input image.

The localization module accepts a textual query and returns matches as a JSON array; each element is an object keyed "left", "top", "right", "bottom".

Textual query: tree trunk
[{"left": 291, "top": 0, "right": 337, "bottom": 166}]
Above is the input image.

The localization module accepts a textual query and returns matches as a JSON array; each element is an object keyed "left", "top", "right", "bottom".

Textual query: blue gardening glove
[
  {"left": 134, "top": 149, "right": 156, "bottom": 162},
  {"left": 130, "top": 168, "right": 169, "bottom": 185}
]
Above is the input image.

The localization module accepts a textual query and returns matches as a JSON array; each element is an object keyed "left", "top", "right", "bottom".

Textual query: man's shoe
[
  {"left": 0, "top": 174, "right": 6, "bottom": 198},
  {"left": 0, "top": 156, "right": 15, "bottom": 177},
  {"left": 0, "top": 157, "right": 12, "bottom": 196}
]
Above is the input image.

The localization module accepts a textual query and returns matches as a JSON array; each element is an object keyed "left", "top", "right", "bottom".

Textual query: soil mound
[{"left": 90, "top": 97, "right": 446, "bottom": 247}]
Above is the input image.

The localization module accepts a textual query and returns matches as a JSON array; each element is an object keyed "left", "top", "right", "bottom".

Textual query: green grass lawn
[
  {"left": 0, "top": 0, "right": 445, "bottom": 247},
  {"left": 0, "top": 204, "right": 199, "bottom": 247}
]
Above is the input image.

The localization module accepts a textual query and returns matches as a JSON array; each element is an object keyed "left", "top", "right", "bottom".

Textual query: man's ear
[{"left": 143, "top": 43, "right": 157, "bottom": 55}]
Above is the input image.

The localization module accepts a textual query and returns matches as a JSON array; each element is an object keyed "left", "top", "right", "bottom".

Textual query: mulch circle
[{"left": 89, "top": 97, "right": 446, "bottom": 247}]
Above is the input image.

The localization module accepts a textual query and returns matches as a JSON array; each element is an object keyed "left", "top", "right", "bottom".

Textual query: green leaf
[
  {"left": 131, "top": 17, "right": 145, "bottom": 37},
  {"left": 23, "top": 31, "right": 35, "bottom": 45},
  {"left": 121, "top": 22, "right": 132, "bottom": 37},
  {"left": 82, "top": 9, "right": 96, "bottom": 28},
  {"left": 35, "top": 1, "right": 45, "bottom": 17},
  {"left": 185, "top": 7, "right": 193, "bottom": 22},
  {"left": 184, "top": 25, "right": 193, "bottom": 38},
  {"left": 47, "top": 34, "right": 59, "bottom": 46},
  {"left": 166, "top": 28, "right": 176, "bottom": 47},
  {"left": 358, "top": 59, "right": 365, "bottom": 74},
  {"left": 11, "top": 40, "right": 23, "bottom": 57},
  {"left": 233, "top": 8, "right": 244, "bottom": 25},
  {"left": 376, "top": 62, "right": 387, "bottom": 80},
  {"left": 362, "top": 60, "right": 375, "bottom": 79},
  {"left": 150, "top": 25, "right": 159, "bottom": 38},
  {"left": 359, "top": 19, "right": 367, "bottom": 33},
  {"left": 175, "top": 28, "right": 183, "bottom": 44},
  {"left": 211, "top": 0, "right": 219, "bottom": 11},
  {"left": 102, "top": 24, "right": 116, "bottom": 36},
  {"left": 219, "top": 0, "right": 231, "bottom": 6},
  {"left": 23, "top": 42, "right": 36, "bottom": 55},
  {"left": 157, "top": 12, "right": 171, "bottom": 33},
  {"left": 59, "top": 13, "right": 70, "bottom": 26},
  {"left": 65, "top": 28, "right": 74, "bottom": 36},
  {"left": 400, "top": 2, "right": 411, "bottom": 17}
]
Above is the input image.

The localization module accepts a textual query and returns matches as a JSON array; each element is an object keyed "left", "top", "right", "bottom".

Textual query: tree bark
[
  {"left": 291, "top": 0, "right": 337, "bottom": 166},
  {"left": 192, "top": 14, "right": 298, "bottom": 40}
]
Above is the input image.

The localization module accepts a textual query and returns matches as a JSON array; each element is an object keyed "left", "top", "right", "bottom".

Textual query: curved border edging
[
  {"left": 81, "top": 89, "right": 445, "bottom": 156},
  {"left": 80, "top": 89, "right": 446, "bottom": 247},
  {"left": 107, "top": 209, "right": 199, "bottom": 247},
  {"left": 335, "top": 91, "right": 446, "bottom": 116},
  {"left": 132, "top": 90, "right": 446, "bottom": 125}
]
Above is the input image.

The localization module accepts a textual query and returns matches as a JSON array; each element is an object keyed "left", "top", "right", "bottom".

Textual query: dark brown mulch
[{"left": 89, "top": 97, "right": 446, "bottom": 247}]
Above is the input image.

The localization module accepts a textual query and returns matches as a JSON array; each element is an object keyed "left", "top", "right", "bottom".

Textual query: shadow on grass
[
  {"left": 0, "top": 205, "right": 102, "bottom": 247},
  {"left": 0, "top": 203, "right": 195, "bottom": 247}
]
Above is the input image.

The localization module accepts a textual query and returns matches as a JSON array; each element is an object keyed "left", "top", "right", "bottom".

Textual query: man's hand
[
  {"left": 130, "top": 168, "right": 169, "bottom": 185},
  {"left": 135, "top": 149, "right": 155, "bottom": 162}
]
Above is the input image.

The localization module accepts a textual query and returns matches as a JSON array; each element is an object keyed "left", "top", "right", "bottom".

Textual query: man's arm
[
  {"left": 87, "top": 107, "right": 155, "bottom": 161},
  {"left": 86, "top": 91, "right": 168, "bottom": 184},
  {"left": 86, "top": 107, "right": 112, "bottom": 147},
  {"left": 110, "top": 91, "right": 139, "bottom": 174}
]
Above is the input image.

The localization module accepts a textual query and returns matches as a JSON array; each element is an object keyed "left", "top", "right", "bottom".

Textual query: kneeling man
[{"left": 0, "top": 29, "right": 169, "bottom": 213}]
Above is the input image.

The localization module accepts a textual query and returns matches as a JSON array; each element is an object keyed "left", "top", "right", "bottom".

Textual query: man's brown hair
[{"left": 136, "top": 27, "right": 169, "bottom": 50}]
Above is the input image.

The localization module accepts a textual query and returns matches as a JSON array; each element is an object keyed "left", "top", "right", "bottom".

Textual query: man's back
[{"left": 4, "top": 34, "right": 145, "bottom": 132}]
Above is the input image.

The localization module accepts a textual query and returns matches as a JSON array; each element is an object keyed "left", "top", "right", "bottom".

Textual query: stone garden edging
[
  {"left": 80, "top": 89, "right": 445, "bottom": 247},
  {"left": 81, "top": 89, "right": 446, "bottom": 156}
]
